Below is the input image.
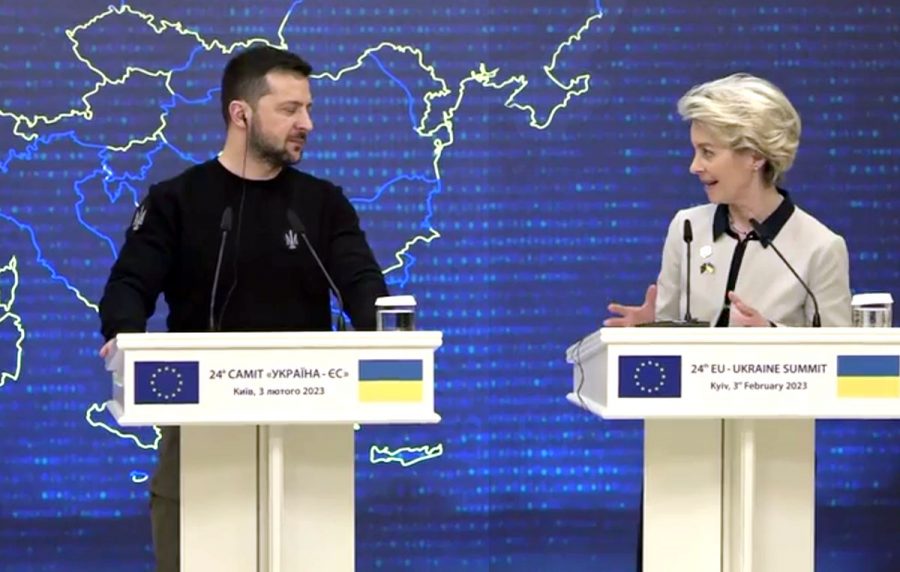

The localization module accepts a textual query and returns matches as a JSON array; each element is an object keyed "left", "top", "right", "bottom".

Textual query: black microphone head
[
  {"left": 286, "top": 209, "right": 307, "bottom": 235},
  {"left": 220, "top": 206, "right": 233, "bottom": 231},
  {"left": 683, "top": 219, "right": 693, "bottom": 243},
  {"left": 748, "top": 218, "right": 770, "bottom": 247}
]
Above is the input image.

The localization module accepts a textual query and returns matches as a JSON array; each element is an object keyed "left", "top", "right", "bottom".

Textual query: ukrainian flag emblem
[
  {"left": 836, "top": 355, "right": 900, "bottom": 398},
  {"left": 358, "top": 359, "right": 424, "bottom": 403}
]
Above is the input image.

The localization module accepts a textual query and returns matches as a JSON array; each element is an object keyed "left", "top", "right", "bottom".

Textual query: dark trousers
[
  {"left": 150, "top": 493, "right": 180, "bottom": 572},
  {"left": 636, "top": 491, "right": 643, "bottom": 570}
]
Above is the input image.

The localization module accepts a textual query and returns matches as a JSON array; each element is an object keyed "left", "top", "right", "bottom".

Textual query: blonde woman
[{"left": 606, "top": 73, "right": 851, "bottom": 328}]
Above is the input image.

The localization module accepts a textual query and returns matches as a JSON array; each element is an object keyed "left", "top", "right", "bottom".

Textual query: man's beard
[{"left": 247, "top": 121, "right": 302, "bottom": 168}]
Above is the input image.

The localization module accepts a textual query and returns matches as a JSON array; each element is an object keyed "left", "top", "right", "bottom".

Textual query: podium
[
  {"left": 106, "top": 331, "right": 442, "bottom": 572},
  {"left": 566, "top": 327, "right": 900, "bottom": 572}
]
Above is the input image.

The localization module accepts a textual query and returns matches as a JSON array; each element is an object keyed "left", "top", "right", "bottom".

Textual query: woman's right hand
[{"left": 604, "top": 284, "right": 657, "bottom": 327}]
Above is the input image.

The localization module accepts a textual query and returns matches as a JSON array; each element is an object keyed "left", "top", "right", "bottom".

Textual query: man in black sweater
[{"left": 99, "top": 46, "right": 388, "bottom": 571}]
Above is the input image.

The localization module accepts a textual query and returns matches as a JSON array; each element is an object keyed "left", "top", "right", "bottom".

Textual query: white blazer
[{"left": 655, "top": 196, "right": 852, "bottom": 327}]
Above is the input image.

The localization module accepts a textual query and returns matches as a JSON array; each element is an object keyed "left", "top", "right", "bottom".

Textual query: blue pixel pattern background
[{"left": 0, "top": 0, "right": 897, "bottom": 570}]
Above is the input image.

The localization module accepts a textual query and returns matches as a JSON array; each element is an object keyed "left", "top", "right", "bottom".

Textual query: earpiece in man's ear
[{"left": 233, "top": 107, "right": 248, "bottom": 127}]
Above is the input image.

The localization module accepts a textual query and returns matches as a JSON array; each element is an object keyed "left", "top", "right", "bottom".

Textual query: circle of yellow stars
[
  {"left": 149, "top": 365, "right": 184, "bottom": 401},
  {"left": 633, "top": 360, "right": 667, "bottom": 394}
]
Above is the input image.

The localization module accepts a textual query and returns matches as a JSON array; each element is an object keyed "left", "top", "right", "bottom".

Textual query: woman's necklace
[{"left": 728, "top": 212, "right": 753, "bottom": 240}]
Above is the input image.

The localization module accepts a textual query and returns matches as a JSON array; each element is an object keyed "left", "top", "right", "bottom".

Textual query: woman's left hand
[{"left": 728, "top": 292, "right": 771, "bottom": 327}]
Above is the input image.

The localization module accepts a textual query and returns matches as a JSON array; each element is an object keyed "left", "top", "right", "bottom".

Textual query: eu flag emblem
[
  {"left": 134, "top": 361, "right": 200, "bottom": 404},
  {"left": 618, "top": 356, "right": 682, "bottom": 398}
]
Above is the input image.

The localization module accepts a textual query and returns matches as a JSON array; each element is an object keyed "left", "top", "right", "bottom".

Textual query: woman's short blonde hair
[{"left": 677, "top": 73, "right": 801, "bottom": 186}]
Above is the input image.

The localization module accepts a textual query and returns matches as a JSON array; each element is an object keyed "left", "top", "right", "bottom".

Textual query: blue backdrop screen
[{"left": 0, "top": 1, "right": 897, "bottom": 570}]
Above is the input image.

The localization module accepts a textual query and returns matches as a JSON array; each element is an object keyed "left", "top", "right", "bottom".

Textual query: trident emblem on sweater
[
  {"left": 131, "top": 206, "right": 147, "bottom": 231},
  {"left": 284, "top": 229, "right": 299, "bottom": 250}
]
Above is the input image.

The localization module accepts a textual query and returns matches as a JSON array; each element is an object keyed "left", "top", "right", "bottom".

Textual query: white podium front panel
[
  {"left": 567, "top": 327, "right": 900, "bottom": 419},
  {"left": 107, "top": 331, "right": 442, "bottom": 425}
]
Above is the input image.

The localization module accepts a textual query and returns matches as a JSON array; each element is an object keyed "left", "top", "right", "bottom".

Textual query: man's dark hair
[{"left": 220, "top": 45, "right": 313, "bottom": 125}]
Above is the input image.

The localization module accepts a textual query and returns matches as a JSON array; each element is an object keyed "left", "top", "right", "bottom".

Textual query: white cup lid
[
  {"left": 375, "top": 295, "right": 416, "bottom": 307},
  {"left": 851, "top": 292, "right": 893, "bottom": 306}
]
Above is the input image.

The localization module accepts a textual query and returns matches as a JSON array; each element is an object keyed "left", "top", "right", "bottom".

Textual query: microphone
[
  {"left": 683, "top": 219, "right": 695, "bottom": 322},
  {"left": 749, "top": 218, "right": 821, "bottom": 327},
  {"left": 286, "top": 209, "right": 347, "bottom": 331},
  {"left": 635, "top": 219, "right": 708, "bottom": 328},
  {"left": 209, "top": 206, "right": 233, "bottom": 331}
]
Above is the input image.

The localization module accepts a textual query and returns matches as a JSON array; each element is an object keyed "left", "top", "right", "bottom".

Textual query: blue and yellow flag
[
  {"left": 836, "top": 355, "right": 900, "bottom": 398},
  {"left": 358, "top": 359, "right": 424, "bottom": 403}
]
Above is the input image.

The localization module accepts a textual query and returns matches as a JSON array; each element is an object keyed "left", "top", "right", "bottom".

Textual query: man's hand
[{"left": 99, "top": 340, "right": 115, "bottom": 359}]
